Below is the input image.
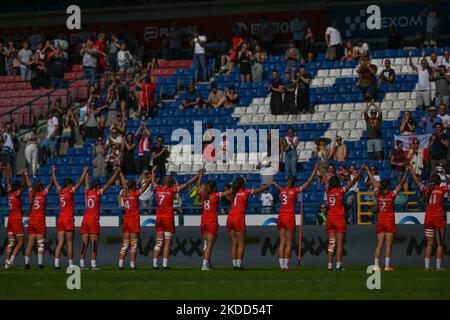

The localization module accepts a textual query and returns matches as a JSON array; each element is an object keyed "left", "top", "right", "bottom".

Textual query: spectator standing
[
  {"left": 420, "top": 2, "right": 439, "bottom": 47},
  {"left": 84, "top": 103, "right": 99, "bottom": 139},
  {"left": 0, "top": 41, "right": 7, "bottom": 76},
  {"left": 345, "top": 164, "right": 360, "bottom": 217},
  {"left": 256, "top": 153, "right": 276, "bottom": 184},
  {"left": 282, "top": 72, "right": 296, "bottom": 114},
  {"left": 94, "top": 33, "right": 108, "bottom": 73},
  {"left": 179, "top": 83, "right": 202, "bottom": 110},
  {"left": 421, "top": 106, "right": 440, "bottom": 134},
  {"left": 22, "top": 124, "right": 40, "bottom": 177},
  {"left": 135, "top": 123, "right": 151, "bottom": 174},
  {"left": 61, "top": 108, "right": 77, "bottom": 150},
  {"left": 430, "top": 65, "right": 450, "bottom": 107},
  {"left": 47, "top": 46, "right": 66, "bottom": 89},
  {"left": 17, "top": 41, "right": 33, "bottom": 80},
  {"left": 151, "top": 136, "right": 170, "bottom": 182},
  {"left": 251, "top": 45, "right": 265, "bottom": 82},
  {"left": 40, "top": 111, "right": 60, "bottom": 160},
  {"left": 364, "top": 102, "right": 383, "bottom": 160},
  {"left": 399, "top": 111, "right": 417, "bottom": 135},
  {"left": 379, "top": 59, "right": 396, "bottom": 85},
  {"left": 315, "top": 204, "right": 328, "bottom": 225},
  {"left": 443, "top": 50, "right": 450, "bottom": 73},
  {"left": 203, "top": 83, "right": 224, "bottom": 109},
  {"left": 290, "top": 11, "right": 309, "bottom": 54},
  {"left": 357, "top": 56, "right": 378, "bottom": 102},
  {"left": 364, "top": 165, "right": 381, "bottom": 191},
  {"left": 329, "top": 136, "right": 348, "bottom": 162},
  {"left": 80, "top": 40, "right": 97, "bottom": 82},
  {"left": 407, "top": 138, "right": 425, "bottom": 177},
  {"left": 261, "top": 191, "right": 274, "bottom": 214},
  {"left": 107, "top": 34, "right": 121, "bottom": 72},
  {"left": 191, "top": 27, "right": 207, "bottom": 82},
  {"left": 296, "top": 65, "right": 311, "bottom": 114},
  {"left": 269, "top": 70, "right": 284, "bottom": 115},
  {"left": 324, "top": 20, "right": 343, "bottom": 61},
  {"left": 92, "top": 137, "right": 107, "bottom": 177},
  {"left": 138, "top": 170, "right": 154, "bottom": 215},
  {"left": 280, "top": 127, "right": 299, "bottom": 178},
  {"left": 238, "top": 43, "right": 252, "bottom": 82},
  {"left": 428, "top": 52, "right": 442, "bottom": 71},
  {"left": 168, "top": 22, "right": 184, "bottom": 60},
  {"left": 122, "top": 133, "right": 137, "bottom": 176},
  {"left": 284, "top": 40, "right": 300, "bottom": 80},
  {"left": 409, "top": 52, "right": 432, "bottom": 110},
  {"left": 437, "top": 104, "right": 450, "bottom": 129},
  {"left": 117, "top": 43, "right": 133, "bottom": 77},
  {"left": 390, "top": 140, "right": 409, "bottom": 192},
  {"left": 137, "top": 76, "right": 156, "bottom": 118},
  {"left": 428, "top": 122, "right": 448, "bottom": 172},
  {"left": 105, "top": 89, "right": 119, "bottom": 126},
  {"left": 303, "top": 27, "right": 315, "bottom": 62},
  {"left": 343, "top": 40, "right": 356, "bottom": 61},
  {"left": 5, "top": 41, "right": 17, "bottom": 76},
  {"left": 260, "top": 16, "right": 275, "bottom": 54},
  {"left": 0, "top": 122, "right": 17, "bottom": 176}
]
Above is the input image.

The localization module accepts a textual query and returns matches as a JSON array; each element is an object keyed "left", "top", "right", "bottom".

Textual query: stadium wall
[{"left": 1, "top": 226, "right": 448, "bottom": 266}]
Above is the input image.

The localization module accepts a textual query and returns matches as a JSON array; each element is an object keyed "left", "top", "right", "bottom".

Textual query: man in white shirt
[
  {"left": 437, "top": 104, "right": 450, "bottom": 129},
  {"left": 442, "top": 50, "right": 450, "bottom": 73},
  {"left": 421, "top": 3, "right": 439, "bottom": 46},
  {"left": 261, "top": 191, "right": 274, "bottom": 214},
  {"left": 324, "top": 20, "right": 343, "bottom": 61},
  {"left": 40, "top": 110, "right": 60, "bottom": 159},
  {"left": 18, "top": 41, "right": 33, "bottom": 80},
  {"left": 409, "top": 52, "right": 432, "bottom": 109},
  {"left": 191, "top": 27, "right": 207, "bottom": 82}
]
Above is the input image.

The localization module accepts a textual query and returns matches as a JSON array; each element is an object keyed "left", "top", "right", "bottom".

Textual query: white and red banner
[{"left": 393, "top": 134, "right": 431, "bottom": 151}]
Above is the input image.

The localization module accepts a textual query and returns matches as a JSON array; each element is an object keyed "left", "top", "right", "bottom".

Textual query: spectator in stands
[
  {"left": 290, "top": 11, "right": 308, "bottom": 54},
  {"left": 357, "top": 56, "right": 378, "bottom": 102},
  {"left": 437, "top": 104, "right": 450, "bottom": 129},
  {"left": 269, "top": 70, "right": 284, "bottom": 115},
  {"left": 219, "top": 48, "right": 232, "bottom": 74},
  {"left": 379, "top": 59, "right": 396, "bottom": 85},
  {"left": 122, "top": 133, "right": 137, "bottom": 176},
  {"left": 409, "top": 51, "right": 432, "bottom": 110},
  {"left": 421, "top": 106, "right": 440, "bottom": 134},
  {"left": 137, "top": 170, "right": 153, "bottom": 215},
  {"left": 345, "top": 164, "right": 359, "bottom": 216},
  {"left": 18, "top": 41, "right": 33, "bottom": 81},
  {"left": 105, "top": 143, "right": 121, "bottom": 183},
  {"left": 221, "top": 85, "right": 239, "bottom": 108},
  {"left": 54, "top": 32, "right": 69, "bottom": 60},
  {"left": 80, "top": 39, "right": 98, "bottom": 82},
  {"left": 443, "top": 50, "right": 450, "bottom": 73},
  {"left": 315, "top": 204, "right": 328, "bottom": 225},
  {"left": 61, "top": 108, "right": 77, "bottom": 150},
  {"left": 107, "top": 34, "right": 121, "bottom": 73},
  {"left": 399, "top": 111, "right": 417, "bottom": 135},
  {"left": 92, "top": 137, "right": 106, "bottom": 177},
  {"left": 420, "top": 1, "right": 439, "bottom": 47},
  {"left": 111, "top": 75, "right": 128, "bottom": 119},
  {"left": 390, "top": 140, "right": 409, "bottom": 192},
  {"left": 0, "top": 42, "right": 7, "bottom": 76},
  {"left": 0, "top": 122, "right": 17, "bottom": 176},
  {"left": 386, "top": 26, "right": 402, "bottom": 49},
  {"left": 136, "top": 76, "right": 156, "bottom": 118},
  {"left": 106, "top": 126, "right": 124, "bottom": 150},
  {"left": 191, "top": 27, "right": 207, "bottom": 82},
  {"left": 22, "top": 124, "right": 40, "bottom": 178},
  {"left": 313, "top": 138, "right": 331, "bottom": 181},
  {"left": 407, "top": 138, "right": 425, "bottom": 177},
  {"left": 324, "top": 19, "right": 343, "bottom": 61},
  {"left": 106, "top": 89, "right": 119, "bottom": 126},
  {"left": 430, "top": 65, "right": 449, "bottom": 107},
  {"left": 261, "top": 190, "right": 274, "bottom": 214},
  {"left": 296, "top": 65, "right": 311, "bottom": 114},
  {"left": 179, "top": 83, "right": 202, "bottom": 110},
  {"left": 94, "top": 33, "right": 108, "bottom": 74},
  {"left": 280, "top": 127, "right": 299, "bottom": 178},
  {"left": 135, "top": 123, "right": 151, "bottom": 174},
  {"left": 428, "top": 52, "right": 442, "bottom": 71},
  {"left": 303, "top": 26, "right": 315, "bottom": 63},
  {"left": 251, "top": 45, "right": 265, "bottom": 82},
  {"left": 256, "top": 152, "right": 276, "bottom": 184},
  {"left": 204, "top": 83, "right": 224, "bottom": 109},
  {"left": 364, "top": 165, "right": 380, "bottom": 191},
  {"left": 428, "top": 122, "right": 448, "bottom": 172},
  {"left": 260, "top": 16, "right": 275, "bottom": 55},
  {"left": 117, "top": 43, "right": 133, "bottom": 77},
  {"left": 343, "top": 40, "right": 356, "bottom": 61},
  {"left": 5, "top": 41, "right": 17, "bottom": 76},
  {"left": 168, "top": 22, "right": 184, "bottom": 60},
  {"left": 284, "top": 40, "right": 300, "bottom": 80},
  {"left": 282, "top": 72, "right": 296, "bottom": 114},
  {"left": 364, "top": 102, "right": 383, "bottom": 160},
  {"left": 78, "top": 101, "right": 88, "bottom": 143},
  {"left": 230, "top": 28, "right": 245, "bottom": 68},
  {"left": 28, "top": 27, "right": 45, "bottom": 52},
  {"left": 40, "top": 110, "right": 60, "bottom": 160},
  {"left": 85, "top": 102, "right": 101, "bottom": 139},
  {"left": 29, "top": 42, "right": 49, "bottom": 90},
  {"left": 329, "top": 136, "right": 348, "bottom": 162},
  {"left": 353, "top": 37, "right": 370, "bottom": 60},
  {"left": 47, "top": 46, "right": 66, "bottom": 89},
  {"left": 151, "top": 136, "right": 170, "bottom": 182},
  {"left": 238, "top": 42, "right": 252, "bottom": 82}
]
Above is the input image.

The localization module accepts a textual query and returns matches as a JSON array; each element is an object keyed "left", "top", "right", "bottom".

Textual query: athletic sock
[
  {"left": 37, "top": 254, "right": 43, "bottom": 265},
  {"left": 203, "top": 240, "right": 207, "bottom": 252},
  {"left": 153, "top": 258, "right": 158, "bottom": 268},
  {"left": 130, "top": 261, "right": 136, "bottom": 269},
  {"left": 336, "top": 262, "right": 342, "bottom": 269},
  {"left": 385, "top": 257, "right": 390, "bottom": 268},
  {"left": 425, "top": 258, "right": 430, "bottom": 269},
  {"left": 68, "top": 259, "right": 73, "bottom": 267},
  {"left": 24, "top": 256, "right": 30, "bottom": 265},
  {"left": 436, "top": 258, "right": 442, "bottom": 269},
  {"left": 283, "top": 259, "right": 289, "bottom": 269},
  {"left": 279, "top": 259, "right": 284, "bottom": 268},
  {"left": 91, "top": 260, "right": 96, "bottom": 268},
  {"left": 162, "top": 258, "right": 168, "bottom": 268},
  {"left": 236, "top": 259, "right": 242, "bottom": 267},
  {"left": 55, "top": 258, "right": 60, "bottom": 268},
  {"left": 328, "top": 262, "right": 333, "bottom": 269},
  {"left": 202, "top": 259, "right": 209, "bottom": 268},
  {"left": 119, "top": 259, "right": 124, "bottom": 268},
  {"left": 80, "top": 259, "right": 85, "bottom": 268},
  {"left": 232, "top": 259, "right": 237, "bottom": 267},
  {"left": 9, "top": 255, "right": 15, "bottom": 264},
  {"left": 374, "top": 258, "right": 380, "bottom": 266}
]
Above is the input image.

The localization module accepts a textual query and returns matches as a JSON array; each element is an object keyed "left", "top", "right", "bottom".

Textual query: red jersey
[
  {"left": 229, "top": 189, "right": 254, "bottom": 217},
  {"left": 141, "top": 83, "right": 156, "bottom": 106},
  {"left": 7, "top": 190, "right": 23, "bottom": 221},
  {"left": 28, "top": 189, "right": 48, "bottom": 219},
  {"left": 121, "top": 190, "right": 141, "bottom": 221},
  {"left": 278, "top": 187, "right": 302, "bottom": 216},
  {"left": 57, "top": 187, "right": 75, "bottom": 218},
  {"left": 374, "top": 189, "right": 397, "bottom": 221},
  {"left": 155, "top": 186, "right": 179, "bottom": 218},
  {"left": 420, "top": 184, "right": 449, "bottom": 218},
  {"left": 84, "top": 189, "right": 103, "bottom": 221},
  {"left": 199, "top": 190, "right": 222, "bottom": 222},
  {"left": 325, "top": 186, "right": 346, "bottom": 219}
]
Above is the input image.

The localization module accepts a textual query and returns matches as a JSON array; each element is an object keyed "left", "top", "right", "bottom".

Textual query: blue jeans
[
  {"left": 193, "top": 53, "right": 207, "bottom": 82},
  {"left": 20, "top": 66, "right": 32, "bottom": 81},
  {"left": 51, "top": 77, "right": 64, "bottom": 89},
  {"left": 41, "top": 137, "right": 58, "bottom": 155},
  {"left": 284, "top": 149, "right": 298, "bottom": 178},
  {"left": 84, "top": 67, "right": 95, "bottom": 82}
]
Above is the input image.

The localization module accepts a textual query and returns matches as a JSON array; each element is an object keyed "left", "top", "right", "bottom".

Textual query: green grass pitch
[{"left": 0, "top": 265, "right": 449, "bottom": 300}]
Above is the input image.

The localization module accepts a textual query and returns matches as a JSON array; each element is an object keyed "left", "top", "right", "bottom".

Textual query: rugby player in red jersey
[
  {"left": 118, "top": 168, "right": 153, "bottom": 270},
  {"left": 79, "top": 168, "right": 120, "bottom": 270},
  {"left": 4, "top": 167, "right": 27, "bottom": 269},
  {"left": 52, "top": 165, "right": 89, "bottom": 269},
  {"left": 23, "top": 171, "right": 54, "bottom": 269},
  {"left": 197, "top": 170, "right": 232, "bottom": 271},
  {"left": 272, "top": 163, "right": 319, "bottom": 271},
  {"left": 152, "top": 168, "right": 204, "bottom": 270},
  {"left": 366, "top": 165, "right": 410, "bottom": 271},
  {"left": 410, "top": 166, "right": 447, "bottom": 271},
  {"left": 319, "top": 164, "right": 365, "bottom": 271},
  {"left": 227, "top": 177, "right": 273, "bottom": 270}
]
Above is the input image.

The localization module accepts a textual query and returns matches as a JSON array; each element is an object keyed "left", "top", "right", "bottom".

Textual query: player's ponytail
[{"left": 231, "top": 177, "right": 244, "bottom": 201}]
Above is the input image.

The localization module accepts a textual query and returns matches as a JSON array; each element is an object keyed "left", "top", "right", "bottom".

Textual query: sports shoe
[
  {"left": 162, "top": 266, "right": 171, "bottom": 271},
  {"left": 4, "top": 263, "right": 10, "bottom": 269},
  {"left": 24, "top": 264, "right": 31, "bottom": 270},
  {"left": 236, "top": 266, "right": 246, "bottom": 271},
  {"left": 6, "top": 262, "right": 16, "bottom": 269},
  {"left": 327, "top": 265, "right": 333, "bottom": 271},
  {"left": 201, "top": 266, "right": 212, "bottom": 271},
  {"left": 130, "top": 267, "right": 137, "bottom": 271},
  {"left": 232, "top": 266, "right": 238, "bottom": 270},
  {"left": 80, "top": 266, "right": 88, "bottom": 271},
  {"left": 90, "top": 267, "right": 101, "bottom": 271},
  {"left": 152, "top": 266, "right": 159, "bottom": 271},
  {"left": 384, "top": 267, "right": 394, "bottom": 271},
  {"left": 119, "top": 266, "right": 125, "bottom": 270},
  {"left": 335, "top": 266, "right": 346, "bottom": 271},
  {"left": 38, "top": 265, "right": 45, "bottom": 270},
  {"left": 436, "top": 267, "right": 446, "bottom": 272}
]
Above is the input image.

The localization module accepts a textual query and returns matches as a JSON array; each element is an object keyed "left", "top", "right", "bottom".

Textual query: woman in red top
[
  {"left": 366, "top": 166, "right": 409, "bottom": 271},
  {"left": 52, "top": 166, "right": 88, "bottom": 269},
  {"left": 227, "top": 177, "right": 273, "bottom": 270},
  {"left": 273, "top": 164, "right": 319, "bottom": 271},
  {"left": 410, "top": 166, "right": 448, "bottom": 271},
  {"left": 136, "top": 76, "right": 156, "bottom": 118},
  {"left": 118, "top": 169, "right": 153, "bottom": 270},
  {"left": 94, "top": 33, "right": 107, "bottom": 73},
  {"left": 319, "top": 165, "right": 364, "bottom": 271},
  {"left": 79, "top": 168, "right": 120, "bottom": 270},
  {"left": 23, "top": 172, "right": 54, "bottom": 269},
  {"left": 4, "top": 167, "right": 27, "bottom": 269},
  {"left": 151, "top": 168, "right": 204, "bottom": 270},
  {"left": 197, "top": 171, "right": 232, "bottom": 271}
]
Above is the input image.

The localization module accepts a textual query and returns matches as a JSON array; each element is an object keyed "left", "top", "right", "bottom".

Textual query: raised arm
[
  {"left": 119, "top": 172, "right": 128, "bottom": 197},
  {"left": 102, "top": 168, "right": 121, "bottom": 193},
  {"left": 394, "top": 167, "right": 410, "bottom": 194},
  {"left": 51, "top": 165, "right": 61, "bottom": 190},
  {"left": 408, "top": 164, "right": 422, "bottom": 190},
  {"left": 300, "top": 163, "right": 320, "bottom": 191},
  {"left": 365, "top": 166, "right": 380, "bottom": 190},
  {"left": 318, "top": 165, "right": 328, "bottom": 185},
  {"left": 409, "top": 52, "right": 418, "bottom": 72},
  {"left": 344, "top": 165, "right": 365, "bottom": 192},
  {"left": 178, "top": 169, "right": 205, "bottom": 193},
  {"left": 46, "top": 175, "right": 55, "bottom": 192},
  {"left": 252, "top": 181, "right": 274, "bottom": 195},
  {"left": 85, "top": 168, "right": 90, "bottom": 190},
  {"left": 74, "top": 167, "right": 89, "bottom": 191},
  {"left": 272, "top": 181, "right": 282, "bottom": 192}
]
